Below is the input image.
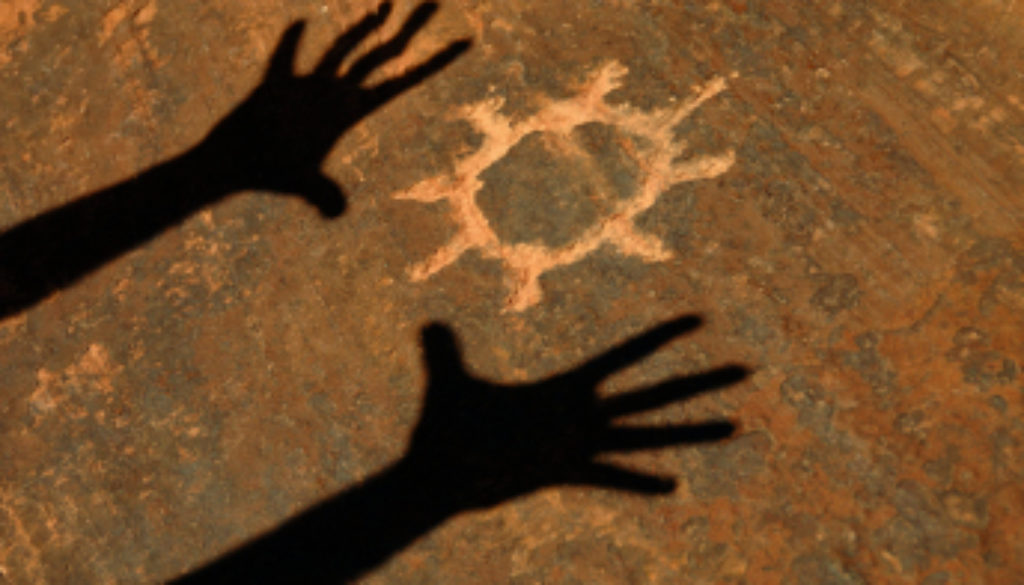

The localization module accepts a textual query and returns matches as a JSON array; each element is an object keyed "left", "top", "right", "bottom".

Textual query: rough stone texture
[{"left": 1, "top": 1, "right": 1023, "bottom": 584}]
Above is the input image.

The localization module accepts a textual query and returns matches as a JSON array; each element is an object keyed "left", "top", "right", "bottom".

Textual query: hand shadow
[
  {"left": 0, "top": 2, "right": 469, "bottom": 320},
  {"left": 170, "top": 315, "right": 749, "bottom": 584}
]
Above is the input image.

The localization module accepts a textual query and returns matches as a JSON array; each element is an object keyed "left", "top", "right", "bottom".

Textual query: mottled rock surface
[{"left": 1, "top": 1, "right": 1022, "bottom": 583}]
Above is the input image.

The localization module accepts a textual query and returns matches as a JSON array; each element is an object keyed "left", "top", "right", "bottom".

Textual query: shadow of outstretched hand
[
  {"left": 0, "top": 1, "right": 469, "bottom": 320},
  {"left": 406, "top": 315, "right": 746, "bottom": 507},
  {"left": 202, "top": 2, "right": 470, "bottom": 216},
  {"left": 170, "top": 315, "right": 748, "bottom": 585}
]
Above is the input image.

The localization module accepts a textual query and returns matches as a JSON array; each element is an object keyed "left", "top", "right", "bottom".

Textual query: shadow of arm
[
  {"left": 169, "top": 458, "right": 457, "bottom": 585},
  {"left": 168, "top": 317, "right": 748, "bottom": 584},
  {"left": 0, "top": 149, "right": 230, "bottom": 318},
  {"left": 0, "top": 2, "right": 468, "bottom": 320}
]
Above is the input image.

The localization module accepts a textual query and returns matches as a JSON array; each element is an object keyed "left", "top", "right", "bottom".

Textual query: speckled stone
[{"left": 2, "top": 1, "right": 1022, "bottom": 584}]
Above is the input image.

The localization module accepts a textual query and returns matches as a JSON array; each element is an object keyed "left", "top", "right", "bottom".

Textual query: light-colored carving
[{"left": 394, "top": 60, "right": 736, "bottom": 311}]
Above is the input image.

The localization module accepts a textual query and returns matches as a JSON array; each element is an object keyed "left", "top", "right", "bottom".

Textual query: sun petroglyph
[{"left": 394, "top": 60, "right": 737, "bottom": 311}]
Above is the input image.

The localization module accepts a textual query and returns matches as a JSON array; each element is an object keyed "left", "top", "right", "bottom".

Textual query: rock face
[{"left": 1, "top": 1, "right": 1022, "bottom": 584}]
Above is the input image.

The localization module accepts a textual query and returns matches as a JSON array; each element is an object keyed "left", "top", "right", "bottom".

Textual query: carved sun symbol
[{"left": 393, "top": 60, "right": 737, "bottom": 311}]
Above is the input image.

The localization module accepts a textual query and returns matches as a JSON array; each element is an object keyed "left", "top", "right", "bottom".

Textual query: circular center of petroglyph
[{"left": 477, "top": 124, "right": 646, "bottom": 248}]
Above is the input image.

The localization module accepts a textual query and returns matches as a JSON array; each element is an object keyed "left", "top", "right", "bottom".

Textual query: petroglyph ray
[{"left": 394, "top": 61, "right": 737, "bottom": 311}]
